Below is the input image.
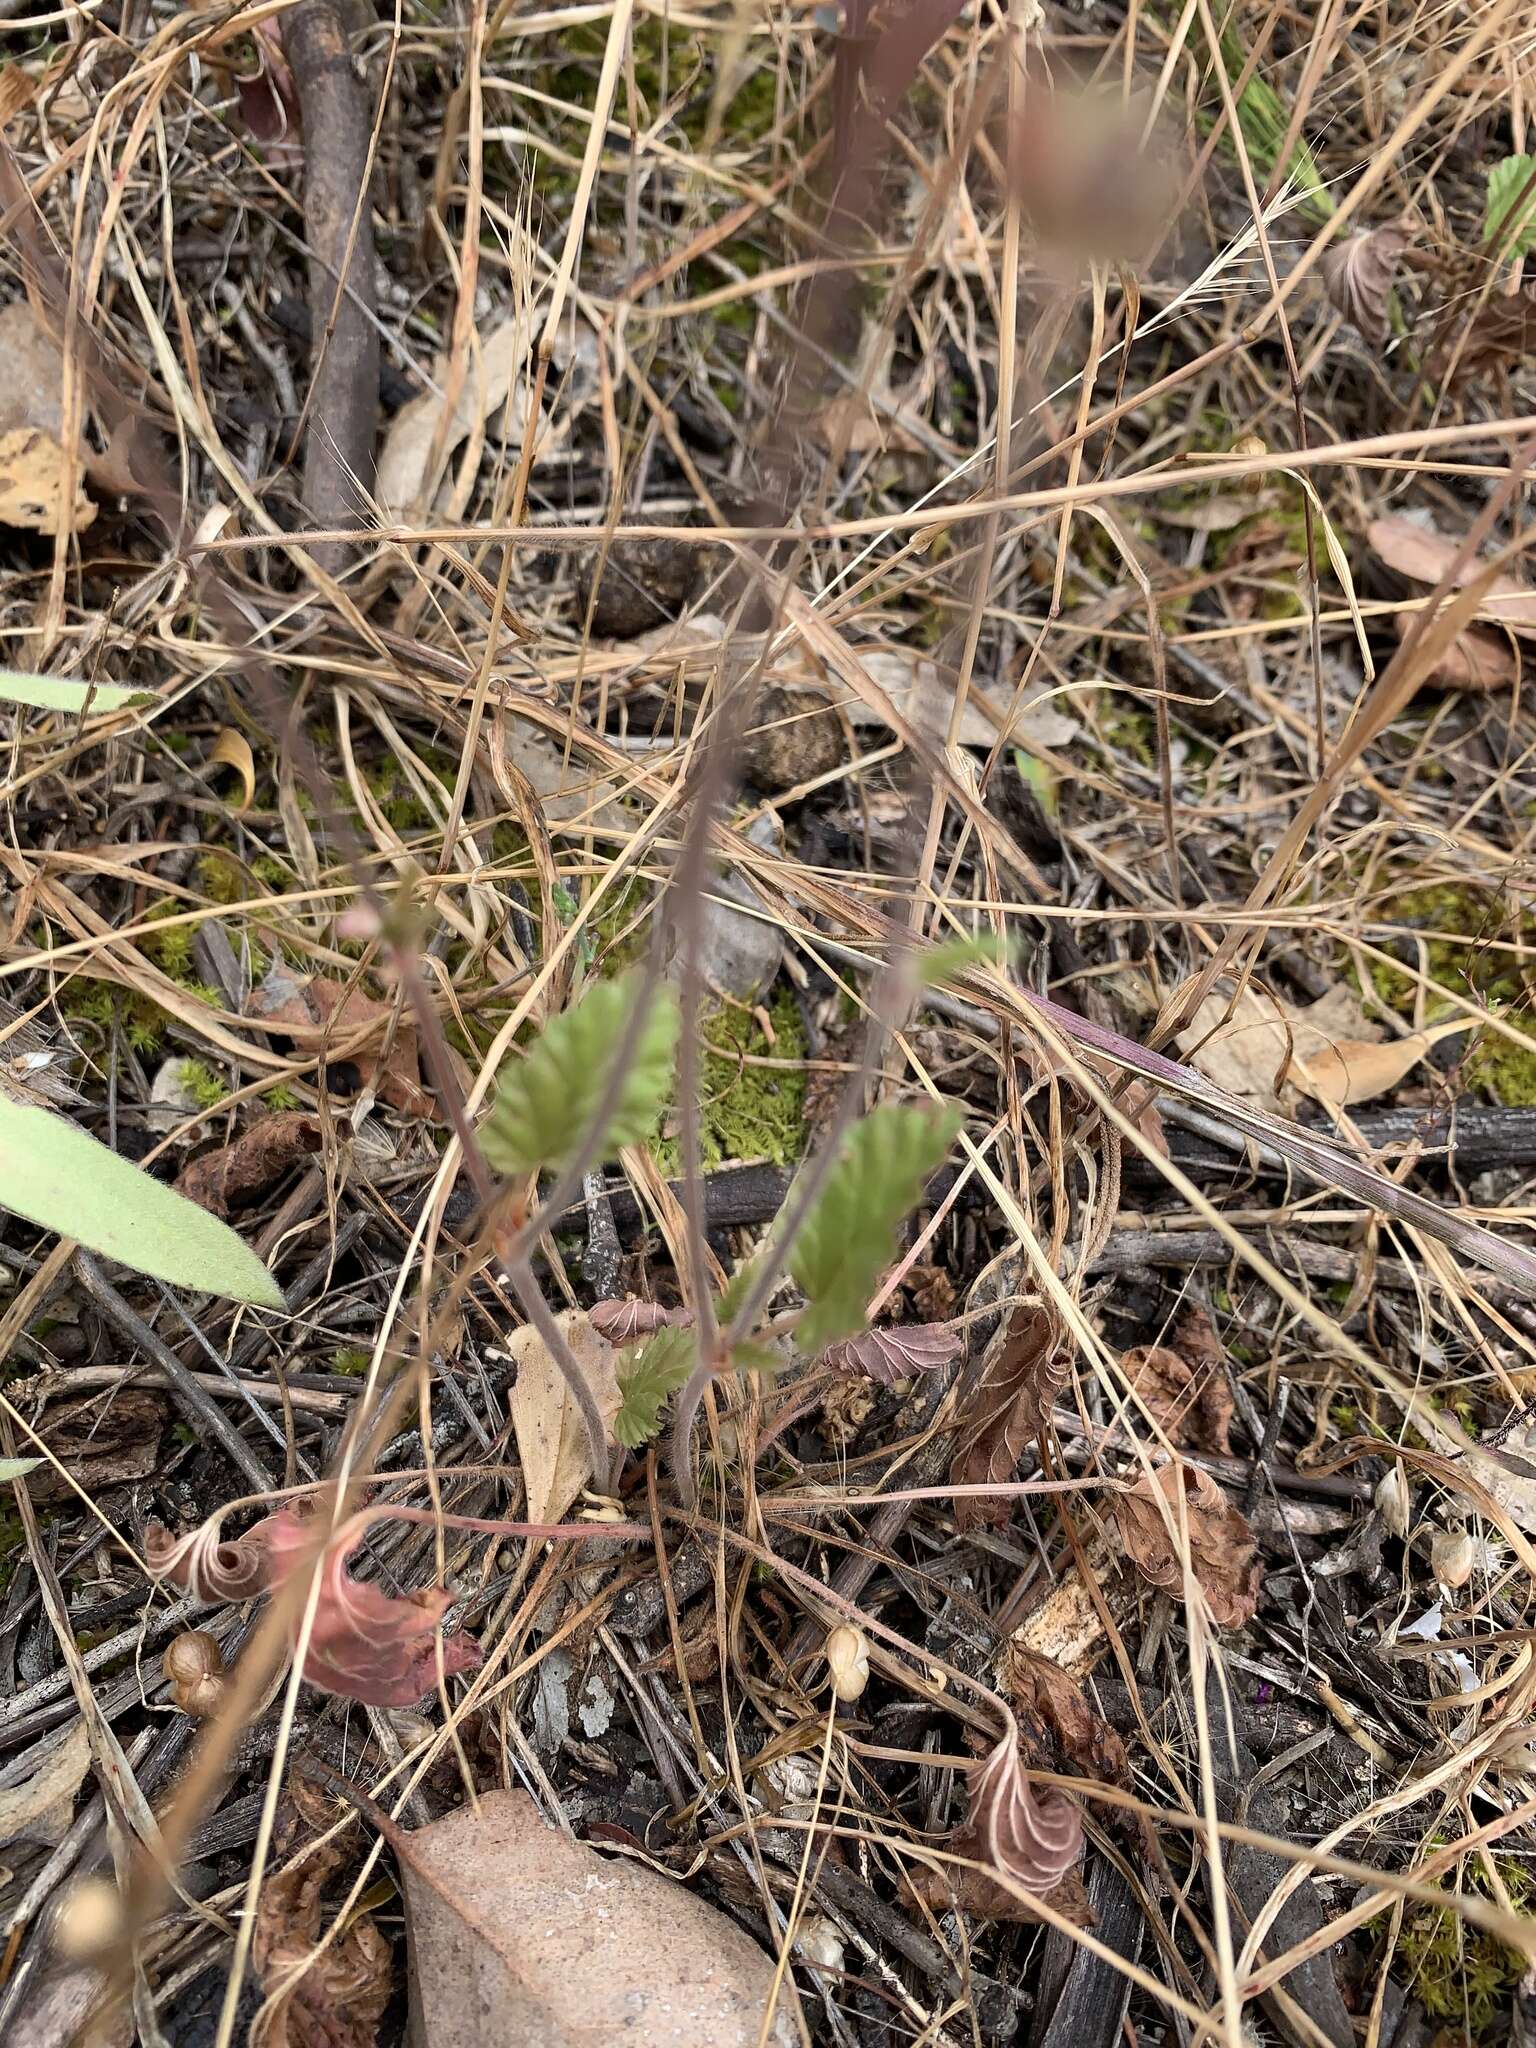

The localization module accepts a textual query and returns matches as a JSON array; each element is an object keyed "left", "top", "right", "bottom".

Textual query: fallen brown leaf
[
  {"left": 0, "top": 427, "right": 95, "bottom": 535},
  {"left": 823, "top": 1319, "right": 962, "bottom": 1383},
  {"left": 951, "top": 1304, "right": 1072, "bottom": 1530},
  {"left": 247, "top": 961, "right": 433, "bottom": 1118},
  {"left": 588, "top": 1298, "right": 694, "bottom": 1345},
  {"left": 0, "top": 300, "right": 67, "bottom": 440},
  {"left": 1392, "top": 610, "right": 1520, "bottom": 691},
  {"left": 905, "top": 1858, "right": 1095, "bottom": 1927},
  {"left": 997, "top": 1643, "right": 1128, "bottom": 1784},
  {"left": 389, "top": 1787, "right": 798, "bottom": 2046},
  {"left": 1432, "top": 281, "right": 1536, "bottom": 382},
  {"left": 1176, "top": 980, "right": 1462, "bottom": 1115},
  {"left": 177, "top": 1112, "right": 324, "bottom": 1217},
  {"left": 1167, "top": 1306, "right": 1235, "bottom": 1455},
  {"left": 507, "top": 1309, "right": 622, "bottom": 1524},
  {"left": 1320, "top": 221, "right": 1413, "bottom": 345},
  {"left": 207, "top": 726, "right": 256, "bottom": 813},
  {"left": 945, "top": 1734, "right": 1083, "bottom": 1911},
  {"left": 1369, "top": 514, "right": 1536, "bottom": 637},
  {"left": 253, "top": 1801, "right": 392, "bottom": 2048},
  {"left": 1122, "top": 1307, "right": 1233, "bottom": 1456},
  {"left": 1112, "top": 1462, "right": 1261, "bottom": 1627}
]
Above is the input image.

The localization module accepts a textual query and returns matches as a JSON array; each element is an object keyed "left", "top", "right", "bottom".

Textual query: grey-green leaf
[
  {"left": 614, "top": 1325, "right": 696, "bottom": 1448},
  {"left": 481, "top": 973, "right": 679, "bottom": 1178},
  {"left": 0, "top": 1459, "right": 40, "bottom": 1483},
  {"left": 0, "top": 1097, "right": 283, "bottom": 1307},
  {"left": 1485, "top": 156, "right": 1536, "bottom": 257},
  {"left": 0, "top": 671, "right": 153, "bottom": 715},
  {"left": 789, "top": 1102, "right": 962, "bottom": 1350}
]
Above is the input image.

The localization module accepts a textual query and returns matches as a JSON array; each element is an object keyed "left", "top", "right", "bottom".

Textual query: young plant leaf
[
  {"left": 0, "top": 1096, "right": 283, "bottom": 1306},
  {"left": 789, "top": 1102, "right": 961, "bottom": 1350},
  {"left": 0, "top": 670, "right": 151, "bottom": 715},
  {"left": 481, "top": 973, "right": 679, "bottom": 1178},
  {"left": 1485, "top": 156, "right": 1536, "bottom": 258},
  {"left": 916, "top": 934, "right": 1008, "bottom": 990},
  {"left": 0, "top": 1458, "right": 40, "bottom": 1483},
  {"left": 614, "top": 1325, "right": 696, "bottom": 1448}
]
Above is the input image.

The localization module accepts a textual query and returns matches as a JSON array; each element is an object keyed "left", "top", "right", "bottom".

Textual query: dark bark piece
[
  {"left": 282, "top": 0, "right": 379, "bottom": 570},
  {"left": 1030, "top": 1856, "right": 1143, "bottom": 2048},
  {"left": 1204, "top": 1664, "right": 1354, "bottom": 2048}
]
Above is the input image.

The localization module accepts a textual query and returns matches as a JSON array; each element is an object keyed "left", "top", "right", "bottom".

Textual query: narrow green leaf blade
[
  {"left": 789, "top": 1102, "right": 962, "bottom": 1350},
  {"left": 1485, "top": 155, "right": 1536, "bottom": 257},
  {"left": 481, "top": 973, "right": 679, "bottom": 1178},
  {"left": 0, "top": 1097, "right": 283, "bottom": 1306},
  {"left": 916, "top": 934, "right": 1008, "bottom": 990},
  {"left": 0, "top": 1459, "right": 40, "bottom": 1483},
  {"left": 0, "top": 671, "right": 153, "bottom": 715},
  {"left": 614, "top": 1325, "right": 696, "bottom": 1448}
]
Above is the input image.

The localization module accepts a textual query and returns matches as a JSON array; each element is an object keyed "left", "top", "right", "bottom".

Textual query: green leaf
[
  {"left": 0, "top": 1097, "right": 283, "bottom": 1306},
  {"left": 481, "top": 973, "right": 679, "bottom": 1178},
  {"left": 916, "top": 934, "right": 1008, "bottom": 990},
  {"left": 0, "top": 1459, "right": 40, "bottom": 1483},
  {"left": 789, "top": 1102, "right": 962, "bottom": 1350},
  {"left": 730, "top": 1339, "right": 785, "bottom": 1377},
  {"left": 1485, "top": 156, "right": 1536, "bottom": 257},
  {"left": 614, "top": 1326, "right": 696, "bottom": 1448},
  {"left": 0, "top": 671, "right": 152, "bottom": 715}
]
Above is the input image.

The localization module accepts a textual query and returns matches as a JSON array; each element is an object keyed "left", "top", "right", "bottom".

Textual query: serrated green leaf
[
  {"left": 481, "top": 973, "right": 679, "bottom": 1178},
  {"left": 614, "top": 1325, "right": 696, "bottom": 1448},
  {"left": 0, "top": 1097, "right": 283, "bottom": 1306},
  {"left": 789, "top": 1102, "right": 962, "bottom": 1350},
  {"left": 0, "top": 1459, "right": 40, "bottom": 1483},
  {"left": 1485, "top": 156, "right": 1536, "bottom": 257},
  {"left": 916, "top": 934, "right": 1008, "bottom": 990},
  {"left": 0, "top": 671, "right": 153, "bottom": 715}
]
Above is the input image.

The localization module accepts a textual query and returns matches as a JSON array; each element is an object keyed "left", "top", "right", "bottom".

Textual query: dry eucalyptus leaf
[
  {"left": 508, "top": 1310, "right": 621, "bottom": 1525},
  {"left": 1113, "top": 1462, "right": 1261, "bottom": 1627},
  {"left": 392, "top": 1787, "right": 798, "bottom": 2047},
  {"left": 1320, "top": 222, "right": 1413, "bottom": 345},
  {"left": 0, "top": 1721, "right": 92, "bottom": 1849},
  {"left": 1369, "top": 515, "right": 1536, "bottom": 637},
  {"left": 0, "top": 428, "right": 95, "bottom": 535},
  {"left": 1392, "top": 610, "right": 1519, "bottom": 691}
]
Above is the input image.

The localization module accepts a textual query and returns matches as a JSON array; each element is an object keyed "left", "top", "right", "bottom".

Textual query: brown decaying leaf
[
  {"left": 1176, "top": 981, "right": 1460, "bottom": 1116},
  {"left": 948, "top": 1735, "right": 1083, "bottom": 1909},
  {"left": 0, "top": 426, "right": 95, "bottom": 534},
  {"left": 951, "top": 1305, "right": 1072, "bottom": 1530},
  {"left": 254, "top": 1802, "right": 391, "bottom": 2048},
  {"left": 391, "top": 1787, "right": 798, "bottom": 2047},
  {"left": 587, "top": 1297, "right": 694, "bottom": 1345},
  {"left": 1391, "top": 609, "right": 1519, "bottom": 691},
  {"left": 1113, "top": 1462, "right": 1262, "bottom": 1627},
  {"left": 905, "top": 1858, "right": 1095, "bottom": 1928},
  {"left": 1122, "top": 1305, "right": 1233, "bottom": 1456},
  {"left": 176, "top": 1112, "right": 324, "bottom": 1217},
  {"left": 247, "top": 960, "right": 433, "bottom": 1119},
  {"left": 1319, "top": 222, "right": 1413, "bottom": 345},
  {"left": 147, "top": 1501, "right": 482, "bottom": 1707},
  {"left": 998, "top": 1644, "right": 1128, "bottom": 1785},
  {"left": 1432, "top": 281, "right": 1536, "bottom": 382},
  {"left": 823, "top": 1319, "right": 962, "bottom": 1384},
  {"left": 1369, "top": 515, "right": 1536, "bottom": 637}
]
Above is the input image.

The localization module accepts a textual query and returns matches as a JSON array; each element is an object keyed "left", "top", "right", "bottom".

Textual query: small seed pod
[
  {"left": 162, "top": 1628, "right": 225, "bottom": 1718},
  {"left": 1230, "top": 433, "right": 1269, "bottom": 495},
  {"left": 825, "top": 1623, "right": 870, "bottom": 1704},
  {"left": 55, "top": 1876, "right": 122, "bottom": 1960},
  {"left": 1432, "top": 1528, "right": 1476, "bottom": 1589}
]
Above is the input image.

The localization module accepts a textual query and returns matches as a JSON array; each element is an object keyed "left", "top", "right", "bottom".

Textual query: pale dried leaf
[
  {"left": 508, "top": 1310, "right": 622, "bottom": 1524},
  {"left": 0, "top": 428, "right": 95, "bottom": 535},
  {"left": 247, "top": 962, "right": 433, "bottom": 1119},
  {"left": 588, "top": 1298, "right": 693, "bottom": 1345},
  {"left": 823, "top": 1319, "right": 962, "bottom": 1384},
  {"left": 1391, "top": 612, "right": 1519, "bottom": 691},
  {"left": 1176, "top": 981, "right": 1442, "bottom": 1114},
  {"left": 1113, "top": 1462, "right": 1261, "bottom": 1627},
  {"left": 1369, "top": 515, "right": 1536, "bottom": 637},
  {"left": 0, "top": 1722, "right": 91, "bottom": 1849},
  {"left": 393, "top": 1787, "right": 798, "bottom": 2046},
  {"left": 0, "top": 301, "right": 65, "bottom": 439},
  {"left": 378, "top": 312, "right": 558, "bottom": 518},
  {"left": 949, "top": 1735, "right": 1083, "bottom": 1901},
  {"left": 1320, "top": 222, "right": 1413, "bottom": 344},
  {"left": 207, "top": 727, "right": 256, "bottom": 813}
]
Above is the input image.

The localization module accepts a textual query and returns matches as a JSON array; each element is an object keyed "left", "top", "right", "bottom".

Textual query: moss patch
[
  {"left": 1391, "top": 1857, "right": 1534, "bottom": 2044},
  {"left": 657, "top": 989, "right": 807, "bottom": 1172}
]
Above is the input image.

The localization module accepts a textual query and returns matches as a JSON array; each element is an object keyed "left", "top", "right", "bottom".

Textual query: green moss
[
  {"left": 178, "top": 1059, "right": 228, "bottom": 1110},
  {"left": 197, "top": 851, "right": 246, "bottom": 906},
  {"left": 1391, "top": 1856, "right": 1534, "bottom": 2044},
  {"left": 1368, "top": 883, "right": 1528, "bottom": 1015},
  {"left": 263, "top": 1084, "right": 300, "bottom": 1112},
  {"left": 0, "top": 1509, "right": 22, "bottom": 1594},
  {"left": 1469, "top": 1026, "right": 1536, "bottom": 1106},
  {"left": 333, "top": 1347, "right": 372, "bottom": 1377},
  {"left": 62, "top": 981, "right": 168, "bottom": 1057},
  {"left": 656, "top": 989, "right": 808, "bottom": 1172}
]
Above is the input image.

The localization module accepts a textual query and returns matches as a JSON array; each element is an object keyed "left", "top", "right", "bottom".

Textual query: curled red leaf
[
  {"left": 822, "top": 1319, "right": 962, "bottom": 1384},
  {"left": 1112, "top": 1461, "right": 1261, "bottom": 1627},
  {"left": 953, "top": 1735, "right": 1082, "bottom": 1899},
  {"left": 148, "top": 1504, "right": 482, "bottom": 1707}
]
